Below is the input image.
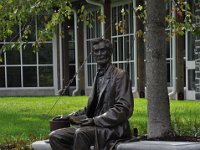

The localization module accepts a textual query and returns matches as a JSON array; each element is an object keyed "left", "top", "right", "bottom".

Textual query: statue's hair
[{"left": 92, "top": 38, "right": 113, "bottom": 54}]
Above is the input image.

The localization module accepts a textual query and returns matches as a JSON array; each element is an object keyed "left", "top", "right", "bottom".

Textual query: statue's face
[{"left": 92, "top": 41, "right": 111, "bottom": 67}]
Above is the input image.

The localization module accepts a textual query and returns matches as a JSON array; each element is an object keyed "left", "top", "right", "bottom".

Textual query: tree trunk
[
  {"left": 146, "top": 0, "right": 172, "bottom": 138},
  {"left": 136, "top": 0, "right": 145, "bottom": 98},
  {"left": 176, "top": 9, "right": 185, "bottom": 100}
]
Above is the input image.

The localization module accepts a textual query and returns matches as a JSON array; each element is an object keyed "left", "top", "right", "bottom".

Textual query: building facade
[{"left": 0, "top": 0, "right": 199, "bottom": 100}]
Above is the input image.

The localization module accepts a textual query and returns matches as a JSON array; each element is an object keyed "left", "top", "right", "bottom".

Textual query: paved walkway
[{"left": 32, "top": 140, "right": 200, "bottom": 150}]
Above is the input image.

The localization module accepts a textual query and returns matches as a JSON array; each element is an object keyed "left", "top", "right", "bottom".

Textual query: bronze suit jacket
[{"left": 76, "top": 64, "right": 134, "bottom": 150}]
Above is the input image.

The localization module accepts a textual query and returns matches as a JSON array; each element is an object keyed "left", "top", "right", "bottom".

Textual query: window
[
  {"left": 0, "top": 15, "right": 53, "bottom": 88},
  {"left": 111, "top": 2, "right": 135, "bottom": 86},
  {"left": 85, "top": 2, "right": 135, "bottom": 87},
  {"left": 188, "top": 69, "right": 195, "bottom": 90},
  {"left": 85, "top": 10, "right": 102, "bottom": 87},
  {"left": 68, "top": 21, "right": 76, "bottom": 86},
  {"left": 0, "top": 66, "right": 5, "bottom": 87},
  {"left": 165, "top": 1, "right": 174, "bottom": 87}
]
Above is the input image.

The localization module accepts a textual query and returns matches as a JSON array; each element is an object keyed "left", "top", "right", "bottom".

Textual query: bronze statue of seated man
[{"left": 49, "top": 38, "right": 134, "bottom": 150}]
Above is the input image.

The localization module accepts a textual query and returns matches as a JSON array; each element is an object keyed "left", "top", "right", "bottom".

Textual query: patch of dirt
[{"left": 0, "top": 144, "right": 16, "bottom": 150}]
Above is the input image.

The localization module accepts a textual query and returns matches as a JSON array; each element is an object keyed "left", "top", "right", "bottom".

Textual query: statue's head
[{"left": 92, "top": 38, "right": 113, "bottom": 67}]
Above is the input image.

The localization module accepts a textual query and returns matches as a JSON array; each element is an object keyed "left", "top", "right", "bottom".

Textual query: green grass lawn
[
  {"left": 0, "top": 96, "right": 200, "bottom": 147},
  {"left": 0, "top": 96, "right": 87, "bottom": 147}
]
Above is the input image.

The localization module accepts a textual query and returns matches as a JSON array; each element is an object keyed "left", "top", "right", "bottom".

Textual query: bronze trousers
[{"left": 49, "top": 126, "right": 95, "bottom": 150}]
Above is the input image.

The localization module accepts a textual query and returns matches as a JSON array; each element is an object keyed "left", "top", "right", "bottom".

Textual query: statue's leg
[
  {"left": 73, "top": 126, "right": 95, "bottom": 150},
  {"left": 49, "top": 127, "right": 76, "bottom": 150}
]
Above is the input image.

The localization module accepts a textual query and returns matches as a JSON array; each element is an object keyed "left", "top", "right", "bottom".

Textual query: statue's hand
[
  {"left": 80, "top": 118, "right": 94, "bottom": 126},
  {"left": 69, "top": 115, "right": 87, "bottom": 125}
]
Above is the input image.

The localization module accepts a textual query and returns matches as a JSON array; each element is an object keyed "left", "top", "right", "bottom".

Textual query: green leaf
[
  {"left": 68, "top": 15, "right": 71, "bottom": 20},
  {"left": 7, "top": 29, "right": 13, "bottom": 35},
  {"left": 81, "top": 5, "right": 85, "bottom": 13},
  {"left": 138, "top": 5, "right": 143, "bottom": 11},
  {"left": 8, "top": 0, "right": 13, "bottom": 4},
  {"left": 179, "top": 30, "right": 184, "bottom": 36}
]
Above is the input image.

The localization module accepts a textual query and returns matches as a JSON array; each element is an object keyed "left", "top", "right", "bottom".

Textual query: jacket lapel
[
  {"left": 88, "top": 73, "right": 98, "bottom": 106},
  {"left": 86, "top": 72, "right": 98, "bottom": 117},
  {"left": 96, "top": 65, "right": 113, "bottom": 108}
]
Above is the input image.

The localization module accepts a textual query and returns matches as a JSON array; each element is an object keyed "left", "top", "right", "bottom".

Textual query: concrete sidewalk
[{"left": 32, "top": 140, "right": 200, "bottom": 150}]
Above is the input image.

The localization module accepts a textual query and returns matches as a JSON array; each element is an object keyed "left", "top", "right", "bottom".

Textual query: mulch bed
[{"left": 140, "top": 135, "right": 200, "bottom": 142}]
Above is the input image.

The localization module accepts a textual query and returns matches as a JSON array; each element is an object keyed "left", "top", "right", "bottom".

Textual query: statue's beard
[{"left": 96, "top": 57, "right": 111, "bottom": 67}]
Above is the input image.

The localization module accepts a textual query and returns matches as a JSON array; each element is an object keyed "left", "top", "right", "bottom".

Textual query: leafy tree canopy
[
  {"left": 138, "top": 0, "right": 200, "bottom": 37},
  {"left": 0, "top": 0, "right": 73, "bottom": 60},
  {"left": 0, "top": 0, "right": 200, "bottom": 58}
]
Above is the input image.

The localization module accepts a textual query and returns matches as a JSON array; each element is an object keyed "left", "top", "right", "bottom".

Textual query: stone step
[
  {"left": 32, "top": 140, "right": 200, "bottom": 150},
  {"left": 32, "top": 140, "right": 51, "bottom": 150},
  {"left": 117, "top": 141, "right": 200, "bottom": 150}
]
